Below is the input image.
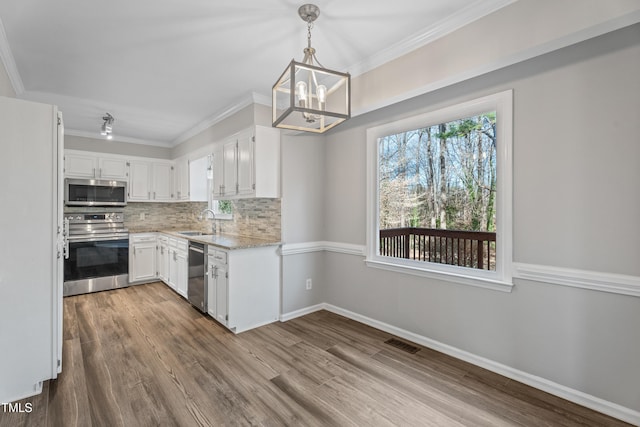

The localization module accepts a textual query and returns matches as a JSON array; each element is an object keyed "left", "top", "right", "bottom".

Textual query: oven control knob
[{"left": 76, "top": 216, "right": 82, "bottom": 220}]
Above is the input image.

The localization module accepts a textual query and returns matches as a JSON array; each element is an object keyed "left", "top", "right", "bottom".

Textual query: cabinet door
[
  {"left": 254, "top": 126, "right": 281, "bottom": 198},
  {"left": 131, "top": 242, "right": 156, "bottom": 282},
  {"left": 98, "top": 157, "right": 128, "bottom": 180},
  {"left": 236, "top": 132, "right": 254, "bottom": 196},
  {"left": 211, "top": 147, "right": 224, "bottom": 199},
  {"left": 207, "top": 258, "right": 217, "bottom": 319},
  {"left": 223, "top": 140, "right": 237, "bottom": 196},
  {"left": 128, "top": 160, "right": 151, "bottom": 201},
  {"left": 152, "top": 162, "right": 173, "bottom": 201},
  {"left": 216, "top": 264, "right": 228, "bottom": 326},
  {"left": 175, "top": 250, "right": 188, "bottom": 298},
  {"left": 168, "top": 249, "right": 178, "bottom": 291},
  {"left": 65, "top": 153, "right": 97, "bottom": 178},
  {"left": 173, "top": 157, "right": 189, "bottom": 200},
  {"left": 157, "top": 241, "right": 169, "bottom": 283}
]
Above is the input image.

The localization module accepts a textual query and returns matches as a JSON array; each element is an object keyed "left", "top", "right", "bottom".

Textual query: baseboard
[
  {"left": 279, "top": 304, "right": 325, "bottom": 322},
  {"left": 281, "top": 241, "right": 365, "bottom": 257},
  {"left": 280, "top": 302, "right": 639, "bottom": 425}
]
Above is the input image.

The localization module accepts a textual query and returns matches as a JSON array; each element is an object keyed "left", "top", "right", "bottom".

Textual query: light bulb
[
  {"left": 106, "top": 134, "right": 113, "bottom": 140},
  {"left": 316, "top": 85, "right": 327, "bottom": 110},
  {"left": 296, "top": 81, "right": 307, "bottom": 106}
]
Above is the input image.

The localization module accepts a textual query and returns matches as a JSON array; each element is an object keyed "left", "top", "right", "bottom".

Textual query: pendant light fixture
[
  {"left": 100, "top": 113, "right": 114, "bottom": 140},
  {"left": 272, "top": 4, "right": 350, "bottom": 133}
]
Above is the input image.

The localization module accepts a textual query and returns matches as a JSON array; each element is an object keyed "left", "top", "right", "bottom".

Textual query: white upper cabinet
[
  {"left": 211, "top": 146, "right": 224, "bottom": 199},
  {"left": 128, "top": 159, "right": 173, "bottom": 202},
  {"left": 173, "top": 156, "right": 190, "bottom": 201},
  {"left": 236, "top": 129, "right": 254, "bottom": 196},
  {"left": 213, "top": 125, "right": 280, "bottom": 200},
  {"left": 223, "top": 139, "right": 238, "bottom": 197},
  {"left": 99, "top": 157, "right": 128, "bottom": 180},
  {"left": 152, "top": 162, "right": 173, "bottom": 201},
  {"left": 64, "top": 152, "right": 96, "bottom": 178},
  {"left": 128, "top": 160, "right": 152, "bottom": 201},
  {"left": 64, "top": 151, "right": 128, "bottom": 180}
]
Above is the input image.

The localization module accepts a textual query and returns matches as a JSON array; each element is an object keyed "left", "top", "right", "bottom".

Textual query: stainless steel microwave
[{"left": 65, "top": 178, "right": 127, "bottom": 207}]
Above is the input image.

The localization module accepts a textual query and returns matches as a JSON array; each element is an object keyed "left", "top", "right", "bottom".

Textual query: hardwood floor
[{"left": 0, "top": 282, "right": 630, "bottom": 426}]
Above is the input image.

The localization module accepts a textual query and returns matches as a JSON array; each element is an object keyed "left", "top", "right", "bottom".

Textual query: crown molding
[
  {"left": 172, "top": 92, "right": 271, "bottom": 146},
  {"left": 64, "top": 128, "right": 173, "bottom": 148},
  {"left": 0, "top": 15, "right": 24, "bottom": 95},
  {"left": 347, "top": 0, "right": 517, "bottom": 78}
]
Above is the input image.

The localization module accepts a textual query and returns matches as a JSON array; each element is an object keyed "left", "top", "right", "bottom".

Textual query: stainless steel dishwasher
[{"left": 187, "top": 241, "right": 207, "bottom": 313}]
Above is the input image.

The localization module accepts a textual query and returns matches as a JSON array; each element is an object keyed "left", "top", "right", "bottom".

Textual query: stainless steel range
[{"left": 63, "top": 212, "right": 129, "bottom": 296}]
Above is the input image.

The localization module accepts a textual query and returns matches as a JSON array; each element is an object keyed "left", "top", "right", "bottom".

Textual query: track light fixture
[{"left": 100, "top": 113, "right": 114, "bottom": 140}]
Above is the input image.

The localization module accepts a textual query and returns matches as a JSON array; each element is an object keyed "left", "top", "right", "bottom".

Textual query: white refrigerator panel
[{"left": 0, "top": 96, "right": 62, "bottom": 402}]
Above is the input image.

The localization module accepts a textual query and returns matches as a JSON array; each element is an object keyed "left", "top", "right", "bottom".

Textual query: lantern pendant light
[{"left": 272, "top": 4, "right": 351, "bottom": 133}]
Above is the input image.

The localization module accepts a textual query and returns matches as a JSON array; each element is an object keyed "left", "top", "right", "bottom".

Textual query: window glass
[{"left": 378, "top": 112, "right": 497, "bottom": 270}]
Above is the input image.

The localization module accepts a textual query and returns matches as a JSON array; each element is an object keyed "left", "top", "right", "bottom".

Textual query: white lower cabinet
[
  {"left": 129, "top": 233, "right": 157, "bottom": 283},
  {"left": 208, "top": 250, "right": 228, "bottom": 326},
  {"left": 207, "top": 245, "right": 279, "bottom": 333},
  {"left": 157, "top": 235, "right": 169, "bottom": 283},
  {"left": 167, "top": 237, "right": 188, "bottom": 297}
]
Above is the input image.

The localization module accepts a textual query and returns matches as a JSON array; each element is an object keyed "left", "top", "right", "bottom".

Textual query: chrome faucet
[{"left": 199, "top": 208, "right": 217, "bottom": 234}]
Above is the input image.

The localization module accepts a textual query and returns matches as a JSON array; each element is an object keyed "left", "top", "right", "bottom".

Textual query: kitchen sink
[{"left": 177, "top": 231, "right": 205, "bottom": 236}]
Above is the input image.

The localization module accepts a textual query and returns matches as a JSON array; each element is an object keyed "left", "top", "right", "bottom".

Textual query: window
[
  {"left": 205, "top": 154, "right": 233, "bottom": 219},
  {"left": 366, "top": 91, "right": 513, "bottom": 291}
]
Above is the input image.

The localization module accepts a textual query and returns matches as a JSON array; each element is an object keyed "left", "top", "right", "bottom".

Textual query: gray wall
[
  {"left": 65, "top": 134, "right": 172, "bottom": 159},
  {"left": 0, "top": 59, "right": 15, "bottom": 98},
  {"left": 281, "top": 133, "right": 326, "bottom": 313},
  {"left": 171, "top": 104, "right": 255, "bottom": 159},
  {"left": 317, "top": 25, "right": 640, "bottom": 412}
]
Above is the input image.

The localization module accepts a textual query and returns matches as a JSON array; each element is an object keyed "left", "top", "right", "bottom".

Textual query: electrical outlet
[
  {"left": 139, "top": 212, "right": 146, "bottom": 220},
  {"left": 305, "top": 278, "right": 312, "bottom": 290}
]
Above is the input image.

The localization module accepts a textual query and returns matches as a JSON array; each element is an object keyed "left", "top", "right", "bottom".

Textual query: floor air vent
[{"left": 384, "top": 338, "right": 420, "bottom": 354}]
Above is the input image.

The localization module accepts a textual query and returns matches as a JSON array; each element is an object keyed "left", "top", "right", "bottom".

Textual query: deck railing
[{"left": 379, "top": 227, "right": 496, "bottom": 270}]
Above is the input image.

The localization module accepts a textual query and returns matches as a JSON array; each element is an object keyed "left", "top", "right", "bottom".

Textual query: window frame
[{"left": 365, "top": 90, "right": 513, "bottom": 292}]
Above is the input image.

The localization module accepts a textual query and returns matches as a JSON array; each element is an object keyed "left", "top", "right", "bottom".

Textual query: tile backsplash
[{"left": 64, "top": 199, "right": 281, "bottom": 240}]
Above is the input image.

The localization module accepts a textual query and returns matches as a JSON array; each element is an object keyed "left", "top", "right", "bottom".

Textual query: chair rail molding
[{"left": 513, "top": 262, "right": 640, "bottom": 298}]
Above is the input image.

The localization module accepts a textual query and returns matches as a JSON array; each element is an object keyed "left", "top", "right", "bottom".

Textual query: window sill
[
  {"left": 214, "top": 213, "right": 233, "bottom": 221},
  {"left": 365, "top": 258, "right": 514, "bottom": 293}
]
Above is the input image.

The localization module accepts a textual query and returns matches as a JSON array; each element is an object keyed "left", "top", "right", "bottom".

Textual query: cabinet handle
[
  {"left": 99, "top": 168, "right": 102, "bottom": 177},
  {"left": 154, "top": 191, "right": 156, "bottom": 199},
  {"left": 93, "top": 168, "right": 96, "bottom": 178},
  {"left": 148, "top": 191, "right": 151, "bottom": 199}
]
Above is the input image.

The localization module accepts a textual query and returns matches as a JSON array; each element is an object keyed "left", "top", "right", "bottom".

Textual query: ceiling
[{"left": 0, "top": 0, "right": 514, "bottom": 147}]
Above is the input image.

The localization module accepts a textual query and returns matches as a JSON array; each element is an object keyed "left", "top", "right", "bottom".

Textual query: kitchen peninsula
[{"left": 130, "top": 229, "right": 280, "bottom": 334}]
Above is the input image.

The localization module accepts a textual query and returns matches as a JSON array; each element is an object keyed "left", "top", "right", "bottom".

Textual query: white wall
[{"left": 319, "top": 24, "right": 640, "bottom": 418}]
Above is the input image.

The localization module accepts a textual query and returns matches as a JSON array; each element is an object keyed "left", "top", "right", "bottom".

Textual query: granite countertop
[{"left": 129, "top": 228, "right": 281, "bottom": 250}]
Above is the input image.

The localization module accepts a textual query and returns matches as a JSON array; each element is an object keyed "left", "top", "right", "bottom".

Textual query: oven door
[{"left": 64, "top": 236, "right": 129, "bottom": 282}]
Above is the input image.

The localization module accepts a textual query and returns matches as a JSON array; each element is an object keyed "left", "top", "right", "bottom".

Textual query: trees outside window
[
  {"left": 378, "top": 113, "right": 497, "bottom": 270},
  {"left": 366, "top": 91, "right": 513, "bottom": 290}
]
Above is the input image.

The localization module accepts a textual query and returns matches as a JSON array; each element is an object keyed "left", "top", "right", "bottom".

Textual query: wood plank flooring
[{"left": 0, "top": 282, "right": 630, "bottom": 426}]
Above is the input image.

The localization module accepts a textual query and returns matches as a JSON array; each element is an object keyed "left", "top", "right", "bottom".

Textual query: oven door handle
[
  {"left": 68, "top": 234, "right": 129, "bottom": 243},
  {"left": 63, "top": 217, "right": 70, "bottom": 259}
]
